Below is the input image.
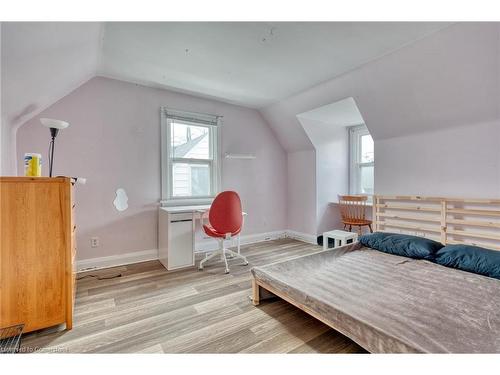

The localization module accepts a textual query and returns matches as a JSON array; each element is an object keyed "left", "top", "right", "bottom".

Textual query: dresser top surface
[{"left": 0, "top": 177, "right": 71, "bottom": 183}]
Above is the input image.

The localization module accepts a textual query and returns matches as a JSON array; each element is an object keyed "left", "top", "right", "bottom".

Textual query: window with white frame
[
  {"left": 349, "top": 125, "right": 374, "bottom": 196},
  {"left": 161, "top": 108, "right": 221, "bottom": 205}
]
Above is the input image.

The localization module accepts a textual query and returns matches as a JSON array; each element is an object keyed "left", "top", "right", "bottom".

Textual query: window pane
[
  {"left": 172, "top": 162, "right": 211, "bottom": 197},
  {"left": 360, "top": 165, "right": 374, "bottom": 195},
  {"left": 360, "top": 134, "right": 374, "bottom": 163},
  {"left": 191, "top": 165, "right": 211, "bottom": 196},
  {"left": 171, "top": 122, "right": 210, "bottom": 160}
]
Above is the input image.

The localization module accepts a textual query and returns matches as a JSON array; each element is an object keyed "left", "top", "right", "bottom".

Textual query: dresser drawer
[{"left": 0, "top": 177, "right": 74, "bottom": 332}]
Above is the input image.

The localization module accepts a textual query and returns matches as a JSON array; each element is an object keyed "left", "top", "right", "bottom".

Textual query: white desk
[
  {"left": 158, "top": 205, "right": 248, "bottom": 271},
  {"left": 158, "top": 205, "right": 210, "bottom": 271}
]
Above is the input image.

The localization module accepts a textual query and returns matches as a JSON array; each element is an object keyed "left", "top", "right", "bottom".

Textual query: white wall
[
  {"left": 315, "top": 131, "right": 349, "bottom": 234},
  {"left": 296, "top": 117, "right": 500, "bottom": 236},
  {"left": 286, "top": 150, "right": 317, "bottom": 236},
  {"left": 299, "top": 117, "right": 349, "bottom": 235},
  {"left": 376, "top": 120, "right": 500, "bottom": 197},
  {"left": 0, "top": 22, "right": 7, "bottom": 175},
  {"left": 16, "top": 77, "right": 287, "bottom": 261},
  {"left": 0, "top": 22, "right": 11, "bottom": 176},
  {"left": 1, "top": 127, "right": 13, "bottom": 175}
]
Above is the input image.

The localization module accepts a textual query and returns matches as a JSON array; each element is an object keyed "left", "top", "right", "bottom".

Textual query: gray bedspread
[{"left": 251, "top": 243, "right": 500, "bottom": 353}]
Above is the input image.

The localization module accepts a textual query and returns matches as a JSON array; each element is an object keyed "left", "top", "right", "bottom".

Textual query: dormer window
[{"left": 349, "top": 125, "right": 374, "bottom": 196}]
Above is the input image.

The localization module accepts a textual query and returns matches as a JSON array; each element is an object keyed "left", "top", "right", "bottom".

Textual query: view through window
[
  {"left": 171, "top": 122, "right": 211, "bottom": 197},
  {"left": 161, "top": 109, "right": 220, "bottom": 204},
  {"left": 349, "top": 125, "right": 374, "bottom": 196}
]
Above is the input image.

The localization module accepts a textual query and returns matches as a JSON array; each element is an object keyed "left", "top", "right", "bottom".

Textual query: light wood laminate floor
[{"left": 21, "top": 239, "right": 365, "bottom": 353}]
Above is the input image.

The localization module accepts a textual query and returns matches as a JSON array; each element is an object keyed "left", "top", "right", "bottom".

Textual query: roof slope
[
  {"left": 1, "top": 22, "right": 103, "bottom": 130},
  {"left": 2, "top": 22, "right": 450, "bottom": 131},
  {"left": 260, "top": 22, "right": 500, "bottom": 151},
  {"left": 98, "top": 22, "right": 449, "bottom": 108}
]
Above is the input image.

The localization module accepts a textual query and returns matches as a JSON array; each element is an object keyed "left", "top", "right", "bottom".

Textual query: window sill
[{"left": 160, "top": 197, "right": 214, "bottom": 207}]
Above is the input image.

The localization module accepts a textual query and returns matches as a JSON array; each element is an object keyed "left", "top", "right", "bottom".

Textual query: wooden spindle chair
[{"left": 338, "top": 195, "right": 373, "bottom": 235}]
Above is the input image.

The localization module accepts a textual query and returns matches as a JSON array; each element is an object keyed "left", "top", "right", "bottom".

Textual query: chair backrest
[
  {"left": 338, "top": 195, "right": 368, "bottom": 222},
  {"left": 209, "top": 191, "right": 243, "bottom": 235}
]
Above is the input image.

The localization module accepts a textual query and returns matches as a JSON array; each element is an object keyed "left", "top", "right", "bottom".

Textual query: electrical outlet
[{"left": 91, "top": 237, "right": 99, "bottom": 248}]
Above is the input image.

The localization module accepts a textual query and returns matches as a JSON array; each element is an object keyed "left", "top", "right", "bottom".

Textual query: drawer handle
[{"left": 73, "top": 225, "right": 77, "bottom": 232}]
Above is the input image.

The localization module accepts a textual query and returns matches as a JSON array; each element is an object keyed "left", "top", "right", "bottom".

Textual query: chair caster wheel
[
  {"left": 198, "top": 267, "right": 204, "bottom": 271},
  {"left": 244, "top": 262, "right": 249, "bottom": 266},
  {"left": 225, "top": 269, "right": 230, "bottom": 274}
]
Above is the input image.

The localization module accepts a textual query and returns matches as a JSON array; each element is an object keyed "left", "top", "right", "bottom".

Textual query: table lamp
[{"left": 40, "top": 118, "right": 70, "bottom": 177}]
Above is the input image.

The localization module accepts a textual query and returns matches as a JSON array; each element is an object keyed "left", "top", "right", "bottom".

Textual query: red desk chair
[{"left": 198, "top": 191, "right": 249, "bottom": 274}]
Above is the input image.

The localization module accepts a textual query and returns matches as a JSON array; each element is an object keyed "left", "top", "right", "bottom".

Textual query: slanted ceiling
[
  {"left": 261, "top": 23, "right": 500, "bottom": 151},
  {"left": 98, "top": 22, "right": 449, "bottom": 108},
  {"left": 1, "top": 22, "right": 103, "bottom": 130},
  {"left": 5, "top": 21, "right": 491, "bottom": 154}
]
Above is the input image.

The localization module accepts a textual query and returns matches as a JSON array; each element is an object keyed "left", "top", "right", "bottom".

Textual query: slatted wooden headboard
[{"left": 373, "top": 195, "right": 500, "bottom": 251}]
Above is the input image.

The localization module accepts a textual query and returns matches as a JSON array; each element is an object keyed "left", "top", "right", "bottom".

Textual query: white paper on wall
[{"left": 113, "top": 188, "right": 129, "bottom": 211}]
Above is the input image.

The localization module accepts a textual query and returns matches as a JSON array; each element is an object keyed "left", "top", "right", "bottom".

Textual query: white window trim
[
  {"left": 160, "top": 108, "right": 222, "bottom": 206},
  {"left": 348, "top": 124, "right": 374, "bottom": 198}
]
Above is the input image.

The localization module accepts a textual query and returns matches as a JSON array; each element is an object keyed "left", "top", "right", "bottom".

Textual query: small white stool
[{"left": 323, "top": 230, "right": 358, "bottom": 250}]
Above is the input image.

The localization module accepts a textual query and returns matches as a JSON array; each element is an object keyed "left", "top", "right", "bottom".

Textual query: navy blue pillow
[
  {"left": 435, "top": 244, "right": 500, "bottom": 280},
  {"left": 359, "top": 232, "right": 443, "bottom": 260}
]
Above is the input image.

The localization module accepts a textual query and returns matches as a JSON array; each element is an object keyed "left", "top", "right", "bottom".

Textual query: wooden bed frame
[
  {"left": 252, "top": 194, "right": 500, "bottom": 334},
  {"left": 372, "top": 195, "right": 500, "bottom": 251}
]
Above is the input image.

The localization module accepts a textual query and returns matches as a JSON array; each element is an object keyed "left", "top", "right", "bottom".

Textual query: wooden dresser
[{"left": 0, "top": 177, "right": 76, "bottom": 332}]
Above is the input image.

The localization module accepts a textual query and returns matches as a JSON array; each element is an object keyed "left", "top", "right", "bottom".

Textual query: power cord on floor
[{"left": 76, "top": 273, "right": 123, "bottom": 281}]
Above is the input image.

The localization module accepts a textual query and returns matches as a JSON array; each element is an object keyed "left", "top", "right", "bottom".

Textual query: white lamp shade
[{"left": 40, "top": 118, "right": 69, "bottom": 130}]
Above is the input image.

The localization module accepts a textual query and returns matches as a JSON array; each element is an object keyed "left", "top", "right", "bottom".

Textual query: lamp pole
[
  {"left": 48, "top": 128, "right": 59, "bottom": 177},
  {"left": 40, "top": 119, "right": 68, "bottom": 178}
]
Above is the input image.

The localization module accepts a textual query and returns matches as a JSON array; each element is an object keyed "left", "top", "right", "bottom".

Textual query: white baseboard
[
  {"left": 76, "top": 249, "right": 158, "bottom": 272},
  {"left": 195, "top": 230, "right": 287, "bottom": 253},
  {"left": 285, "top": 230, "right": 318, "bottom": 245},
  {"left": 196, "top": 229, "right": 319, "bottom": 252},
  {"left": 76, "top": 230, "right": 317, "bottom": 272}
]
